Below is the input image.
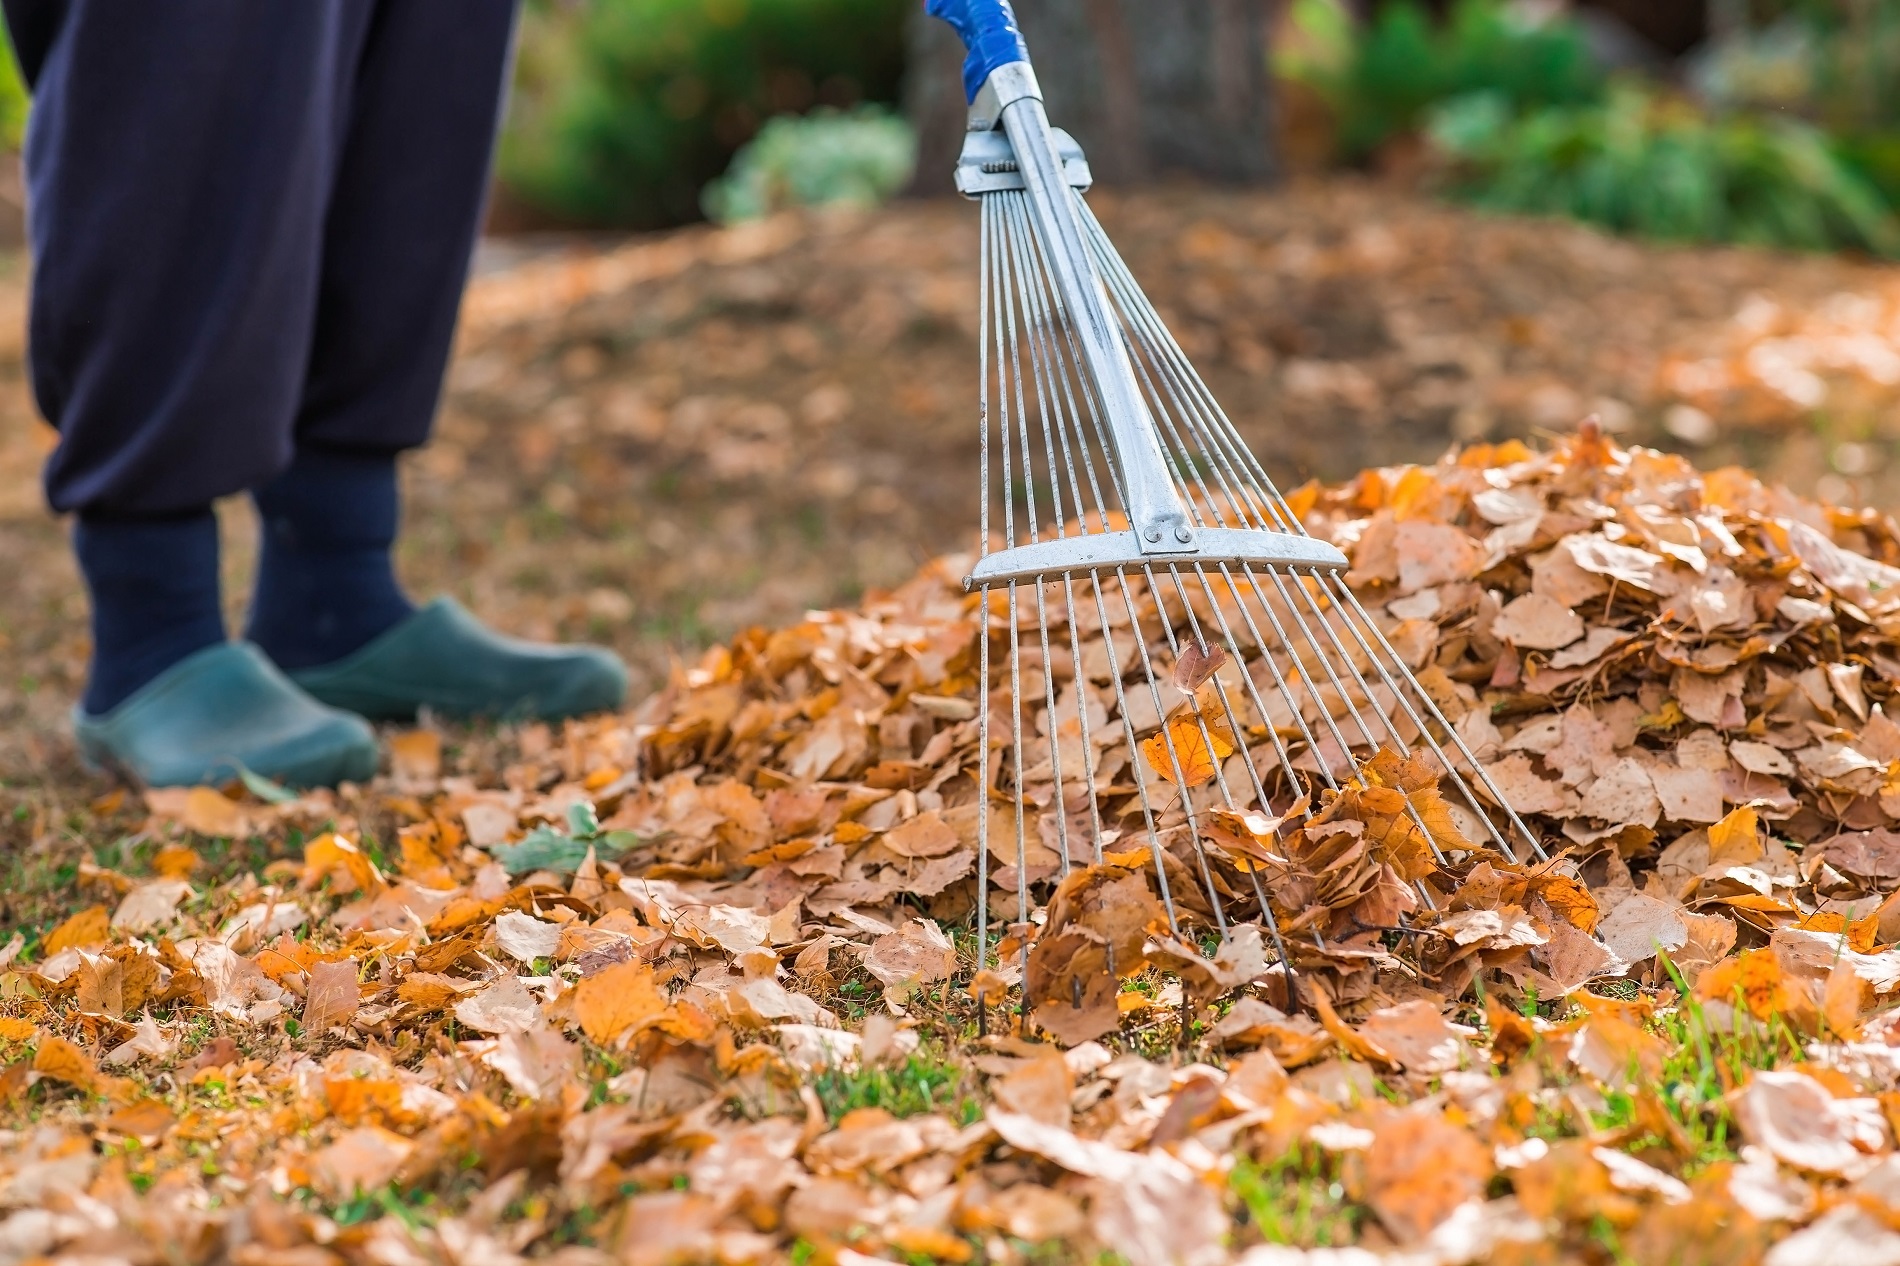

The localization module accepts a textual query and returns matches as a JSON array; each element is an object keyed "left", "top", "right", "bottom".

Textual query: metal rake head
[{"left": 930, "top": 1, "right": 1545, "bottom": 1024}]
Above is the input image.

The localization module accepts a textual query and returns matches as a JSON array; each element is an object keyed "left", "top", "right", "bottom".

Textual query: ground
[
  {"left": 5, "top": 178, "right": 1900, "bottom": 789},
  {"left": 4, "top": 179, "right": 1900, "bottom": 1264}
]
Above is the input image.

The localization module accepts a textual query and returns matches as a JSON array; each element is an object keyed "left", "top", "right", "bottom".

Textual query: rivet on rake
[
  {"left": 1144, "top": 527, "right": 1162, "bottom": 542},
  {"left": 1175, "top": 525, "right": 1192, "bottom": 543}
]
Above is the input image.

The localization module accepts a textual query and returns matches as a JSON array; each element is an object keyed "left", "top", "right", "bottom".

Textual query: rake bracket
[{"left": 964, "top": 528, "right": 1350, "bottom": 590}]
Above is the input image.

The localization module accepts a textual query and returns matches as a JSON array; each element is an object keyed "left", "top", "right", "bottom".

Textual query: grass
[
  {"left": 1229, "top": 1148, "right": 1369, "bottom": 1249},
  {"left": 810, "top": 1048, "right": 982, "bottom": 1125}
]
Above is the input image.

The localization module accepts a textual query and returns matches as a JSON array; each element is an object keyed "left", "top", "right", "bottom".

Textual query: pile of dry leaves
[{"left": 17, "top": 429, "right": 1900, "bottom": 1264}]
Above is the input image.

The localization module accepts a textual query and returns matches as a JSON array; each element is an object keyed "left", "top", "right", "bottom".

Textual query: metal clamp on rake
[{"left": 927, "top": 0, "right": 1546, "bottom": 1039}]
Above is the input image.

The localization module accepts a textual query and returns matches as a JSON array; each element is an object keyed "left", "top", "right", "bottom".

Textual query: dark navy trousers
[{"left": 5, "top": 0, "right": 518, "bottom": 518}]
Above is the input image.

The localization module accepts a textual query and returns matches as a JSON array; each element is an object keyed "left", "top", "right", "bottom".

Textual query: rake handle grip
[{"left": 925, "top": 0, "right": 1030, "bottom": 104}]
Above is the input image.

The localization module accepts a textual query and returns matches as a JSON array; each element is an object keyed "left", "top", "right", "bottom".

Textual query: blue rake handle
[{"left": 926, "top": 0, "right": 1031, "bottom": 103}]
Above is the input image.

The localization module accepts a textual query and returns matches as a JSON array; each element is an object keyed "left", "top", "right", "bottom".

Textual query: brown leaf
[
  {"left": 311, "top": 1126, "right": 416, "bottom": 1201},
  {"left": 881, "top": 811, "right": 960, "bottom": 859},
  {"left": 1356, "top": 1001, "right": 1474, "bottom": 1075},
  {"left": 1491, "top": 592, "right": 1585, "bottom": 650},
  {"left": 483, "top": 1028, "right": 581, "bottom": 1101},
  {"left": 454, "top": 973, "right": 544, "bottom": 1036},
  {"left": 862, "top": 919, "right": 956, "bottom": 1000},
  {"left": 1171, "top": 640, "right": 1228, "bottom": 691},
  {"left": 990, "top": 1049, "right": 1072, "bottom": 1128},
  {"left": 1734, "top": 1070, "right": 1887, "bottom": 1175},
  {"left": 1363, "top": 1107, "right": 1494, "bottom": 1243},
  {"left": 302, "top": 959, "right": 361, "bottom": 1034}
]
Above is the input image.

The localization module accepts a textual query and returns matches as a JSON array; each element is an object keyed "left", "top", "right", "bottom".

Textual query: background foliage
[
  {"left": 1429, "top": 84, "right": 1900, "bottom": 257},
  {"left": 701, "top": 104, "right": 915, "bottom": 224},
  {"left": 499, "top": 0, "right": 911, "bottom": 229},
  {"left": 1277, "top": 0, "right": 1605, "bottom": 163}
]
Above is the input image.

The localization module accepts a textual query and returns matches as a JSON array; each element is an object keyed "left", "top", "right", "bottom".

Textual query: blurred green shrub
[
  {"left": 0, "top": 25, "right": 28, "bottom": 149},
  {"left": 702, "top": 105, "right": 914, "bottom": 224},
  {"left": 1428, "top": 86, "right": 1900, "bottom": 257},
  {"left": 1279, "top": 0, "right": 1605, "bottom": 163},
  {"left": 1688, "top": 1, "right": 1900, "bottom": 215},
  {"left": 501, "top": 0, "right": 911, "bottom": 229}
]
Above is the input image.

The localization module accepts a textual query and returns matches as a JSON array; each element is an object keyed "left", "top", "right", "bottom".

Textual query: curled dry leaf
[{"left": 302, "top": 959, "right": 361, "bottom": 1035}]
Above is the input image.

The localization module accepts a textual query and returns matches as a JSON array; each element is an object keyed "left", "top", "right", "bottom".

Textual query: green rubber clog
[
  {"left": 288, "top": 597, "right": 629, "bottom": 722},
  {"left": 73, "top": 643, "right": 380, "bottom": 789}
]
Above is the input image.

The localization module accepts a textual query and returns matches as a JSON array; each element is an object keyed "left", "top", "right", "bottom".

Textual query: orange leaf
[
  {"left": 300, "top": 833, "right": 384, "bottom": 896},
  {"left": 1140, "top": 716, "right": 1233, "bottom": 789},
  {"left": 1825, "top": 960, "right": 1868, "bottom": 1042},
  {"left": 34, "top": 1034, "right": 130, "bottom": 1100},
  {"left": 388, "top": 729, "right": 442, "bottom": 781},
  {"left": 572, "top": 959, "right": 668, "bottom": 1046},
  {"left": 1695, "top": 947, "right": 1792, "bottom": 1021},
  {"left": 103, "top": 1098, "right": 176, "bottom": 1142},
  {"left": 1527, "top": 867, "right": 1600, "bottom": 935},
  {"left": 151, "top": 844, "right": 201, "bottom": 879},
  {"left": 44, "top": 905, "right": 110, "bottom": 956}
]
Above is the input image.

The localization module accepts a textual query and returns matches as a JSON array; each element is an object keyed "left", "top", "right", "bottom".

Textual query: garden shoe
[
  {"left": 287, "top": 597, "right": 629, "bottom": 722},
  {"left": 73, "top": 642, "right": 380, "bottom": 789}
]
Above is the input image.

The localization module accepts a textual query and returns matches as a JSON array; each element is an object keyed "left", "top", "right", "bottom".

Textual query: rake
[{"left": 926, "top": 0, "right": 1549, "bottom": 1027}]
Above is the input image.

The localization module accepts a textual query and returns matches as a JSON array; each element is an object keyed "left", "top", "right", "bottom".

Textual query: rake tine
[{"left": 934, "top": 4, "right": 1538, "bottom": 1029}]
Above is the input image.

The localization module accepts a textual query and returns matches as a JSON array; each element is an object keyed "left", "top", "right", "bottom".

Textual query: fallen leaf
[
  {"left": 453, "top": 973, "right": 543, "bottom": 1036},
  {"left": 494, "top": 910, "right": 564, "bottom": 964},
  {"left": 572, "top": 959, "right": 668, "bottom": 1046},
  {"left": 302, "top": 959, "right": 360, "bottom": 1034},
  {"left": 1735, "top": 1070, "right": 1887, "bottom": 1175},
  {"left": 1363, "top": 1107, "right": 1494, "bottom": 1243},
  {"left": 1492, "top": 592, "right": 1585, "bottom": 650},
  {"left": 389, "top": 728, "right": 443, "bottom": 780},
  {"left": 44, "top": 906, "right": 110, "bottom": 956},
  {"left": 1140, "top": 715, "right": 1233, "bottom": 789}
]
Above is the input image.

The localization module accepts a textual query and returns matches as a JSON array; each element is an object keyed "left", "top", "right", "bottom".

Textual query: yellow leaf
[
  {"left": 0, "top": 1017, "right": 35, "bottom": 1043},
  {"left": 1139, "top": 716, "right": 1233, "bottom": 789},
  {"left": 44, "top": 906, "right": 110, "bottom": 956},
  {"left": 1708, "top": 805, "right": 1762, "bottom": 866}
]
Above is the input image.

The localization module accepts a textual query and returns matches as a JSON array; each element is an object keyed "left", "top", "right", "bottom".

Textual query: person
[{"left": 3, "top": 1, "right": 628, "bottom": 789}]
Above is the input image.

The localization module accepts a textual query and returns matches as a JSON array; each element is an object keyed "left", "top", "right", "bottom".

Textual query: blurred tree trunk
[{"left": 906, "top": 0, "right": 1280, "bottom": 197}]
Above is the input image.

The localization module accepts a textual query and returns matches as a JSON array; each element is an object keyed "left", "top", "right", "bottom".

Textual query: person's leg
[
  {"left": 19, "top": 0, "right": 378, "bottom": 782},
  {"left": 22, "top": 0, "right": 367, "bottom": 705},
  {"left": 247, "top": 0, "right": 627, "bottom": 721},
  {"left": 244, "top": 1, "right": 514, "bottom": 671}
]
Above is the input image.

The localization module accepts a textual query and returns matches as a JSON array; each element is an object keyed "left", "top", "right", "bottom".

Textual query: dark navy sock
[
  {"left": 246, "top": 447, "right": 415, "bottom": 672},
  {"left": 74, "top": 510, "right": 227, "bottom": 715}
]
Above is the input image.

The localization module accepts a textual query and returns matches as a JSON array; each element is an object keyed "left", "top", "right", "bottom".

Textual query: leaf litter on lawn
[{"left": 23, "top": 426, "right": 1900, "bottom": 1262}]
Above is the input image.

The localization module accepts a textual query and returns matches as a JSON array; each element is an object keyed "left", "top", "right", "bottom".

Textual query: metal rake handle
[{"left": 929, "top": 0, "right": 1201, "bottom": 559}]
